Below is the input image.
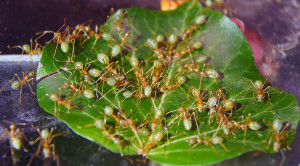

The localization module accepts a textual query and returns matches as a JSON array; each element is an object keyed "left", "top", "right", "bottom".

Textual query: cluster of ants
[
  {"left": 0, "top": 6, "right": 292, "bottom": 165},
  {"left": 0, "top": 120, "right": 62, "bottom": 165}
]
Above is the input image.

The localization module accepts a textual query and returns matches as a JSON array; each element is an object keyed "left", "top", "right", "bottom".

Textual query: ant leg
[
  {"left": 49, "top": 144, "right": 58, "bottom": 160},
  {"left": 71, "top": 41, "right": 76, "bottom": 61},
  {"left": 263, "top": 86, "right": 272, "bottom": 104},
  {"left": 10, "top": 145, "right": 17, "bottom": 165},
  {"left": 12, "top": 73, "right": 22, "bottom": 82},
  {"left": 55, "top": 153, "right": 60, "bottom": 166},
  {"left": 19, "top": 84, "right": 23, "bottom": 103},
  {"left": 53, "top": 42, "right": 59, "bottom": 59},
  {"left": 208, "top": 143, "right": 219, "bottom": 155},
  {"left": 175, "top": 116, "right": 181, "bottom": 135},
  {"left": 54, "top": 101, "right": 58, "bottom": 115},
  {"left": 29, "top": 137, "right": 41, "bottom": 145},
  {"left": 278, "top": 150, "right": 286, "bottom": 166},
  {"left": 242, "top": 84, "right": 252, "bottom": 98},
  {"left": 21, "top": 139, "right": 28, "bottom": 152},
  {"left": 0, "top": 81, "right": 13, "bottom": 93},
  {"left": 77, "top": 123, "right": 98, "bottom": 129},
  {"left": 49, "top": 131, "right": 63, "bottom": 144},
  {"left": 193, "top": 112, "right": 201, "bottom": 135},
  {"left": 219, "top": 143, "right": 230, "bottom": 152},
  {"left": 27, "top": 142, "right": 42, "bottom": 166},
  {"left": 26, "top": 78, "right": 36, "bottom": 95}
]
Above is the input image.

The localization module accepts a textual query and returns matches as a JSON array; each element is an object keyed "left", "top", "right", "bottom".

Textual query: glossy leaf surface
[{"left": 37, "top": 0, "right": 299, "bottom": 165}]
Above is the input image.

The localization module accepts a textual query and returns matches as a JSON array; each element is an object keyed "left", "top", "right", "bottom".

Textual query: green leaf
[{"left": 37, "top": 0, "right": 300, "bottom": 165}]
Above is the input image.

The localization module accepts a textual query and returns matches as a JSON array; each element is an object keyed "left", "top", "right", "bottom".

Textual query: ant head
[
  {"left": 28, "top": 72, "right": 36, "bottom": 77},
  {"left": 217, "top": 88, "right": 224, "bottom": 94},
  {"left": 10, "top": 124, "right": 16, "bottom": 130}
]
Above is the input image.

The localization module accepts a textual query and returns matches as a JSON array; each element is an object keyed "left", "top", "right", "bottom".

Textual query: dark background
[
  {"left": 0, "top": 0, "right": 160, "bottom": 54},
  {"left": 0, "top": 0, "right": 299, "bottom": 165}
]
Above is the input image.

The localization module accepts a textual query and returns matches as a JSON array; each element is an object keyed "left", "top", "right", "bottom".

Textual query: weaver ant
[
  {"left": 35, "top": 22, "right": 69, "bottom": 57},
  {"left": 27, "top": 128, "right": 63, "bottom": 166},
  {"left": 231, "top": 113, "right": 262, "bottom": 143},
  {"left": 137, "top": 130, "right": 164, "bottom": 157},
  {"left": 8, "top": 39, "right": 42, "bottom": 59},
  {"left": 189, "top": 134, "right": 229, "bottom": 154},
  {"left": 45, "top": 88, "right": 72, "bottom": 115},
  {"left": 61, "top": 81, "right": 84, "bottom": 96},
  {"left": 0, "top": 71, "right": 36, "bottom": 103},
  {"left": 0, "top": 120, "right": 29, "bottom": 165},
  {"left": 265, "top": 119, "right": 291, "bottom": 152},
  {"left": 189, "top": 84, "right": 209, "bottom": 113},
  {"left": 181, "top": 15, "right": 206, "bottom": 40},
  {"left": 243, "top": 79, "right": 271, "bottom": 103},
  {"left": 102, "top": 127, "right": 125, "bottom": 156},
  {"left": 77, "top": 111, "right": 106, "bottom": 130}
]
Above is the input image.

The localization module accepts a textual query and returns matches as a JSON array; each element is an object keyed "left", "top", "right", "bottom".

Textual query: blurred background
[{"left": 0, "top": 0, "right": 299, "bottom": 165}]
